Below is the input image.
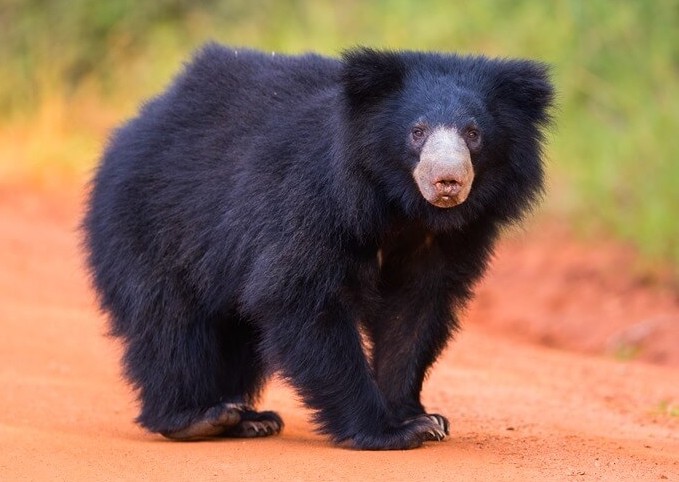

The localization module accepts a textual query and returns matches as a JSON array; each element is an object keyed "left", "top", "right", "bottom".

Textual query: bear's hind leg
[
  {"left": 211, "top": 317, "right": 283, "bottom": 439},
  {"left": 124, "top": 311, "right": 280, "bottom": 440}
]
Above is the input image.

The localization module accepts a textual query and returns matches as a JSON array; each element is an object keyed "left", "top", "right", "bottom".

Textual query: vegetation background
[{"left": 1, "top": 0, "right": 677, "bottom": 270}]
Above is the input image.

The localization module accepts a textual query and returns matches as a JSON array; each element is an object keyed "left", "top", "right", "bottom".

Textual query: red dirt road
[{"left": 1, "top": 187, "right": 678, "bottom": 481}]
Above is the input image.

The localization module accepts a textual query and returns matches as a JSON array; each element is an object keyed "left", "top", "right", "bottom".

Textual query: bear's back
[
  {"left": 158, "top": 44, "right": 341, "bottom": 124},
  {"left": 107, "top": 44, "right": 343, "bottom": 171}
]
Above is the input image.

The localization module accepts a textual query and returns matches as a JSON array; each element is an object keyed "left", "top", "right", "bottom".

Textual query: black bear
[{"left": 83, "top": 44, "right": 553, "bottom": 450}]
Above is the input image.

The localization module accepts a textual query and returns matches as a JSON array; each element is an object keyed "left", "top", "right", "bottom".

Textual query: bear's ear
[
  {"left": 489, "top": 60, "right": 555, "bottom": 127},
  {"left": 341, "top": 48, "right": 407, "bottom": 109}
]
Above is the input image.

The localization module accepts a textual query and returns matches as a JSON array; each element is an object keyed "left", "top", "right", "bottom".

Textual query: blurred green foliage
[{"left": 0, "top": 0, "right": 678, "bottom": 267}]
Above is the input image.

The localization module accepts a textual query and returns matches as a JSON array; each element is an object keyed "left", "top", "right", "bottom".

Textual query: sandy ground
[{"left": 1, "top": 187, "right": 678, "bottom": 481}]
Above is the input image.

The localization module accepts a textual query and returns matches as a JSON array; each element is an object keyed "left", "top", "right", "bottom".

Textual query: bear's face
[
  {"left": 342, "top": 48, "right": 554, "bottom": 228},
  {"left": 398, "top": 81, "right": 494, "bottom": 209}
]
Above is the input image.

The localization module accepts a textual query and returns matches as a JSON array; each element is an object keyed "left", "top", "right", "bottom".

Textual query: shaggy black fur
[{"left": 83, "top": 44, "right": 553, "bottom": 450}]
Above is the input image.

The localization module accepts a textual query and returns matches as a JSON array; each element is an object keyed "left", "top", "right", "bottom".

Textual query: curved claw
[
  {"left": 403, "top": 413, "right": 449, "bottom": 442},
  {"left": 426, "top": 413, "right": 450, "bottom": 435},
  {"left": 221, "top": 410, "right": 284, "bottom": 438}
]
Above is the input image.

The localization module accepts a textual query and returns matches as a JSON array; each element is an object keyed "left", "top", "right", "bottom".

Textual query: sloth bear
[{"left": 83, "top": 44, "right": 553, "bottom": 450}]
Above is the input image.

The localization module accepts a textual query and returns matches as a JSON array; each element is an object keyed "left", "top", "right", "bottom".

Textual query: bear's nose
[{"left": 434, "top": 178, "right": 463, "bottom": 197}]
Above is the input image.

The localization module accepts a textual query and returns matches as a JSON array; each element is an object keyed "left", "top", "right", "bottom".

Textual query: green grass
[
  {"left": 1, "top": 0, "right": 678, "bottom": 269},
  {"left": 655, "top": 400, "right": 679, "bottom": 418}
]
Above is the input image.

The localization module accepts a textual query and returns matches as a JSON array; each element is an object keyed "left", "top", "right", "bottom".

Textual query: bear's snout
[{"left": 413, "top": 127, "right": 474, "bottom": 209}]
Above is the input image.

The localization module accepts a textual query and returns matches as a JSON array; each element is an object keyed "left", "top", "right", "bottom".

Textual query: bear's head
[{"left": 341, "top": 48, "right": 554, "bottom": 230}]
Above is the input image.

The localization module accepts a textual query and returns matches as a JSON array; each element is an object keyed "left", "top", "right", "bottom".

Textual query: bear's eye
[
  {"left": 465, "top": 128, "right": 481, "bottom": 149},
  {"left": 411, "top": 127, "right": 426, "bottom": 141}
]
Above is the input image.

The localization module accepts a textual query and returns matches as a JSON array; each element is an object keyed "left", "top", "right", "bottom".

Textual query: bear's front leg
[
  {"left": 364, "top": 228, "right": 468, "bottom": 438},
  {"left": 259, "top": 299, "right": 445, "bottom": 450},
  {"left": 365, "top": 289, "right": 455, "bottom": 440}
]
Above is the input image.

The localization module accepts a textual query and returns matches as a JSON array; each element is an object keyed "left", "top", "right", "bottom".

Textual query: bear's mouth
[
  {"left": 433, "top": 195, "right": 459, "bottom": 208},
  {"left": 427, "top": 192, "right": 469, "bottom": 209}
]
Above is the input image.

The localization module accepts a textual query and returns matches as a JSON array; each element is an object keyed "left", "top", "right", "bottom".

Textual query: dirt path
[{"left": 1, "top": 187, "right": 677, "bottom": 481}]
